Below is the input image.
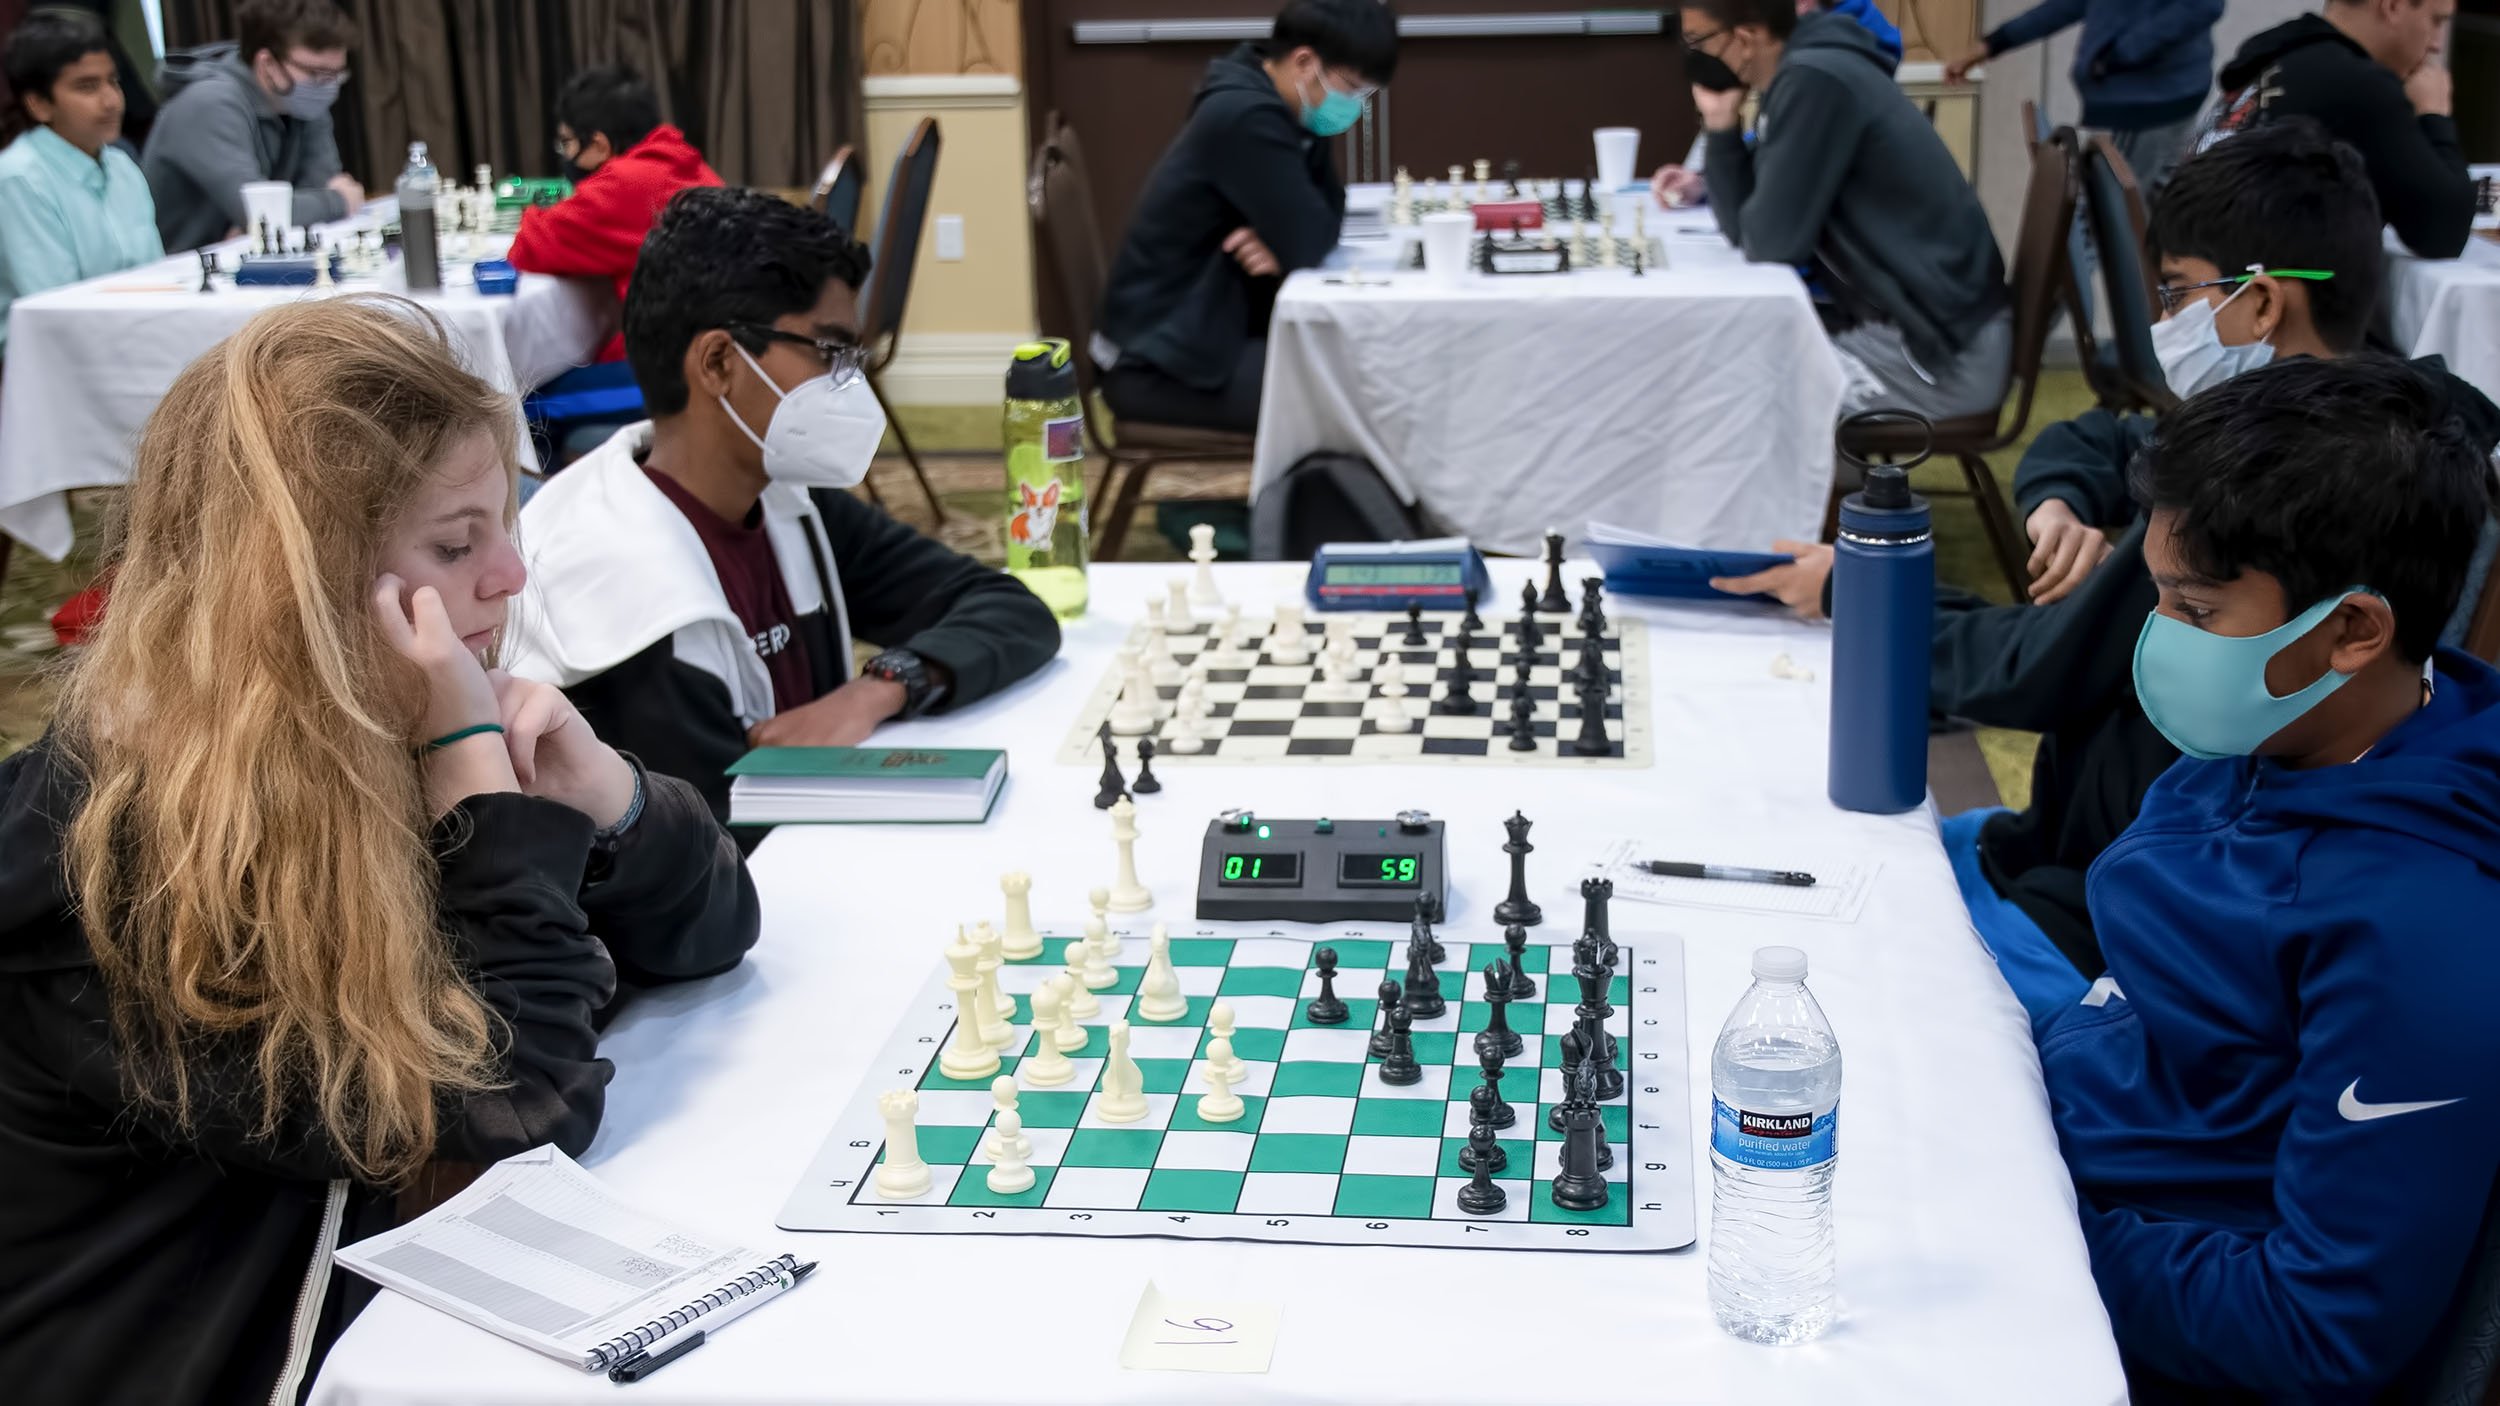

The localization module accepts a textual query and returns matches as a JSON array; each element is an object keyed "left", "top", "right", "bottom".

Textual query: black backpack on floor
[{"left": 1249, "top": 452, "right": 1426, "bottom": 561}]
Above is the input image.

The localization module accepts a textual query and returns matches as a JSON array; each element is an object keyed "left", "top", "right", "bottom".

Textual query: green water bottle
[{"left": 1003, "top": 339, "right": 1089, "bottom": 618}]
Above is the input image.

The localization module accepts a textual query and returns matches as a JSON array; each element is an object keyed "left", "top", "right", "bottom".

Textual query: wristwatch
[{"left": 863, "top": 648, "right": 949, "bottom": 719}]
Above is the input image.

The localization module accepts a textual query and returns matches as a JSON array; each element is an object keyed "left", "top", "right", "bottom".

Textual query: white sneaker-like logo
[{"left": 2337, "top": 1080, "right": 2461, "bottom": 1123}]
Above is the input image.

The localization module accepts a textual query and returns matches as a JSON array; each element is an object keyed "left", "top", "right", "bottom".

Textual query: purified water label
[{"left": 1711, "top": 1098, "right": 1837, "bottom": 1170}]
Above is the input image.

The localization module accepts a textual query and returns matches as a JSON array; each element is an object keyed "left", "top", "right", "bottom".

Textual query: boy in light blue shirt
[{"left": 0, "top": 9, "right": 164, "bottom": 356}]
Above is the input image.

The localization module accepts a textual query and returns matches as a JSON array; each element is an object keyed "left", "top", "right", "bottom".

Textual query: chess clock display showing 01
[{"left": 1217, "top": 852, "right": 1302, "bottom": 886}]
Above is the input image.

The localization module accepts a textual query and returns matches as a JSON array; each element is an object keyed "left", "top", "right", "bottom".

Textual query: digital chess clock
[
  {"left": 1305, "top": 538, "right": 1491, "bottom": 613},
  {"left": 1197, "top": 811, "right": 1448, "bottom": 922}
]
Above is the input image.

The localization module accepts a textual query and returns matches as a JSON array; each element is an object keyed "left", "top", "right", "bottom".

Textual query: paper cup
[
  {"left": 1420, "top": 211, "right": 1475, "bottom": 285},
  {"left": 1594, "top": 127, "right": 1641, "bottom": 193},
  {"left": 241, "top": 180, "right": 293, "bottom": 241}
]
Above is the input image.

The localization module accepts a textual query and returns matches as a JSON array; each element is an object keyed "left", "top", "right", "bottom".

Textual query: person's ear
[
  {"left": 686, "top": 328, "right": 741, "bottom": 402},
  {"left": 585, "top": 133, "right": 613, "bottom": 166},
  {"left": 2241, "top": 274, "right": 2284, "bottom": 343},
  {"left": 22, "top": 88, "right": 56, "bottom": 126},
  {"left": 2325, "top": 593, "right": 2399, "bottom": 676}
]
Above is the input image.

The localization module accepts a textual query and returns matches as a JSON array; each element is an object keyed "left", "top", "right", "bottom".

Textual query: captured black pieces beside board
[
  {"left": 1475, "top": 960, "right": 1525, "bottom": 1059},
  {"left": 1472, "top": 1046, "right": 1517, "bottom": 1130},
  {"left": 1306, "top": 947, "right": 1349, "bottom": 1024},
  {"left": 1504, "top": 923, "right": 1537, "bottom": 999},
  {"left": 1131, "top": 736, "right": 1162, "bottom": 793},
  {"left": 1540, "top": 529, "right": 1571, "bottom": 613},
  {"left": 1093, "top": 729, "right": 1128, "bottom": 810},
  {"left": 1378, "top": 1005, "right": 1423, "bottom": 1084},
  {"left": 1402, "top": 928, "right": 1447, "bottom": 1019},
  {"left": 1456, "top": 1125, "right": 1509, "bottom": 1215},
  {"left": 1494, "top": 811, "right": 1544, "bottom": 926},
  {"left": 1402, "top": 602, "right": 1428, "bottom": 646}
]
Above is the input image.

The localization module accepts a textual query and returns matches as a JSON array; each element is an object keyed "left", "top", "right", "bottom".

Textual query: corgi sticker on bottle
[{"left": 1010, "top": 477, "right": 1062, "bottom": 546}]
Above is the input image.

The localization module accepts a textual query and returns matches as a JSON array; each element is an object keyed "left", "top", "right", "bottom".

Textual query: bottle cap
[
  {"left": 1862, "top": 463, "right": 1912, "bottom": 510},
  {"left": 1751, "top": 946, "right": 1807, "bottom": 983},
  {"left": 1005, "top": 338, "right": 1078, "bottom": 403}
]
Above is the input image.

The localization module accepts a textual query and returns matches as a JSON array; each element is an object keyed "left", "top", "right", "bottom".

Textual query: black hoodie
[
  {"left": 1097, "top": 43, "right": 1347, "bottom": 392},
  {"left": 2203, "top": 15, "right": 2474, "bottom": 260},
  {"left": 0, "top": 739, "right": 760, "bottom": 1404}
]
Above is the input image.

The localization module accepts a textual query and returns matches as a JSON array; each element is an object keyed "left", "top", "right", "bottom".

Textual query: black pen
[
  {"left": 1639, "top": 861, "right": 1816, "bottom": 887},
  {"left": 609, "top": 1261, "right": 818, "bottom": 1384}
]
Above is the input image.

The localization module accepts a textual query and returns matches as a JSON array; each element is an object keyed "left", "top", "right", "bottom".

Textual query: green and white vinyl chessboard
[{"left": 778, "top": 931, "right": 1694, "bottom": 1251}]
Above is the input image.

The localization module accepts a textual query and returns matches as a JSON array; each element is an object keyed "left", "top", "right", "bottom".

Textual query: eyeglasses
[
  {"left": 733, "top": 324, "right": 870, "bottom": 384},
  {"left": 2154, "top": 266, "right": 2335, "bottom": 315},
  {"left": 552, "top": 137, "right": 578, "bottom": 158},
  {"left": 283, "top": 58, "right": 350, "bottom": 84},
  {"left": 1681, "top": 25, "right": 1728, "bottom": 51}
]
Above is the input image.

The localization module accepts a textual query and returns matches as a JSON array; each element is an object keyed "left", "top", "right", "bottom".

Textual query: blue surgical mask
[
  {"left": 1298, "top": 75, "right": 1366, "bottom": 137},
  {"left": 2132, "top": 588, "right": 2372, "bottom": 760}
]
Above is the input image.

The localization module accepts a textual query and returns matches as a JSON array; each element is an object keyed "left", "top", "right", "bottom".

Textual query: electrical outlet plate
[{"left": 935, "top": 215, "right": 965, "bottom": 261}]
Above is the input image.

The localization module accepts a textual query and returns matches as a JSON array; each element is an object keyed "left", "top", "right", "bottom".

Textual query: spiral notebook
[{"left": 332, "top": 1146, "right": 802, "bottom": 1373}]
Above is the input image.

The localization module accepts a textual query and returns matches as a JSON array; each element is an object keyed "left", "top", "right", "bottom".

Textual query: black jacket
[
  {"left": 1704, "top": 10, "right": 2008, "bottom": 369},
  {"left": 1098, "top": 43, "right": 1346, "bottom": 391},
  {"left": 0, "top": 739, "right": 759, "bottom": 1404},
  {"left": 2204, "top": 15, "right": 2475, "bottom": 260},
  {"left": 1932, "top": 357, "right": 2500, "bottom": 973}
]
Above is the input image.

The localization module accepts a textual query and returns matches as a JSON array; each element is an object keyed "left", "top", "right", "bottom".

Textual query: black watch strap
[{"left": 867, "top": 649, "right": 946, "bottom": 719}]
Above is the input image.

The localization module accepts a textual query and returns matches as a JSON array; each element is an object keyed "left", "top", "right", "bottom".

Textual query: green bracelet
[{"left": 423, "top": 723, "right": 506, "bottom": 752}]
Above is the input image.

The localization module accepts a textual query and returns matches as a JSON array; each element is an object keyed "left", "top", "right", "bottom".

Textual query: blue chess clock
[{"left": 1305, "top": 538, "right": 1490, "bottom": 613}]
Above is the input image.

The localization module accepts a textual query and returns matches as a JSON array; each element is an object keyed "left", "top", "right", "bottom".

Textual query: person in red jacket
[{"left": 509, "top": 64, "right": 721, "bottom": 362}]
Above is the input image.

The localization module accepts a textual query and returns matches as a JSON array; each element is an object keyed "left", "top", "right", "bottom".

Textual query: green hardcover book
[{"left": 724, "top": 747, "right": 1007, "bottom": 825}]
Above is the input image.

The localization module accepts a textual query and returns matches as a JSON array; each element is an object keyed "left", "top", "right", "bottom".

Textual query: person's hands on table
[
  {"left": 1224, "top": 227, "right": 1280, "bottom": 277},
  {"left": 1711, "top": 540, "right": 1834, "bottom": 621},
  {"left": 2405, "top": 60, "right": 2452, "bottom": 118},
  {"left": 1943, "top": 41, "right": 1989, "bottom": 85},
  {"left": 1694, "top": 83, "right": 1747, "bottom": 133},
  {"left": 487, "top": 668, "right": 636, "bottom": 829},
  {"left": 1652, "top": 164, "right": 1705, "bottom": 209},
  {"left": 2023, "top": 499, "right": 2111, "bottom": 605},
  {"left": 329, "top": 172, "right": 367, "bottom": 215},
  {"left": 747, "top": 676, "right": 911, "bottom": 750}
]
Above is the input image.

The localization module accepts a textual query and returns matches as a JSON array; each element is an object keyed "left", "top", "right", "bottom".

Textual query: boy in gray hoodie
[
  {"left": 1690, "top": 0, "right": 2011, "bottom": 422},
  {"left": 141, "top": 0, "right": 363, "bottom": 253}
]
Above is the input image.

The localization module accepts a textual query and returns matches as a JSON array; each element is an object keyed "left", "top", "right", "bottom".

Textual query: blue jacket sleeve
[
  {"left": 2078, "top": 846, "right": 2500, "bottom": 1393},
  {"left": 2102, "top": 0, "right": 2224, "bottom": 73},
  {"left": 1985, "top": 0, "right": 2089, "bottom": 56},
  {"left": 2010, "top": 408, "right": 2151, "bottom": 529}
]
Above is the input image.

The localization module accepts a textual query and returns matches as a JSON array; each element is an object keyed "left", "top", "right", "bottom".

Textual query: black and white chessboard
[{"left": 1055, "top": 610, "right": 1652, "bottom": 768}]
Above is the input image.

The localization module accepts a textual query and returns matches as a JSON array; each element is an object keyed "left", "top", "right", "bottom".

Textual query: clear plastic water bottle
[
  {"left": 1001, "top": 339, "right": 1089, "bottom": 618},
  {"left": 1708, "top": 945, "right": 1842, "bottom": 1344},
  {"left": 398, "top": 141, "right": 441, "bottom": 291}
]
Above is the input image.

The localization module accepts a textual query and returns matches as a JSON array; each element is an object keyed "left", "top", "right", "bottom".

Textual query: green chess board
[{"left": 778, "top": 931, "right": 1694, "bottom": 1251}]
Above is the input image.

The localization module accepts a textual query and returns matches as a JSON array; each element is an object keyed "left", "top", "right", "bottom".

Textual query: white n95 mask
[
  {"left": 721, "top": 344, "right": 887, "bottom": 489},
  {"left": 2152, "top": 281, "right": 2275, "bottom": 402}
]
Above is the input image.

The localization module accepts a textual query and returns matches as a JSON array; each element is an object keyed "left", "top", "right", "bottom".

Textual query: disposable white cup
[
  {"left": 240, "top": 181, "right": 293, "bottom": 241},
  {"left": 1420, "top": 211, "right": 1475, "bottom": 285},
  {"left": 1594, "top": 127, "right": 1641, "bottom": 192}
]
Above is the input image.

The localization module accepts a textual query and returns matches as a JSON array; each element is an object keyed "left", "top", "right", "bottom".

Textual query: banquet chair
[
  {"left": 1028, "top": 112, "right": 1254, "bottom": 561},
  {"left": 2076, "top": 134, "right": 2175, "bottom": 416},
  {"left": 1831, "top": 134, "right": 2080, "bottom": 600},
  {"left": 857, "top": 119, "right": 946, "bottom": 523},
  {"left": 2023, "top": 103, "right": 2109, "bottom": 407},
  {"left": 811, "top": 145, "right": 864, "bottom": 235}
]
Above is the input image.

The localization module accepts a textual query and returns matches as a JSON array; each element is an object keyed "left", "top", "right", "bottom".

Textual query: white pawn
[
  {"left": 1098, "top": 1020, "right": 1148, "bottom": 1123},
  {"left": 1207, "top": 1002, "right": 1246, "bottom": 1084},
  {"left": 1089, "top": 887, "right": 1121, "bottom": 966},
  {"left": 1061, "top": 947, "right": 1102, "bottom": 1018},
  {"left": 1046, "top": 975, "right": 1088, "bottom": 1051},
  {"left": 872, "top": 1089, "right": 931, "bottom": 1198},
  {"left": 1109, "top": 647, "right": 1155, "bottom": 735},
  {"left": 1144, "top": 618, "right": 1184, "bottom": 687},
  {"left": 1106, "top": 797, "right": 1154, "bottom": 913},
  {"left": 1268, "top": 604, "right": 1310, "bottom": 665},
  {"left": 1022, "top": 985, "right": 1075, "bottom": 1085},
  {"left": 998, "top": 871, "right": 1042, "bottom": 959},
  {"left": 1374, "top": 656, "right": 1412, "bottom": 733},
  {"left": 1314, "top": 644, "right": 1352, "bottom": 701},
  {"left": 985, "top": 1111, "right": 1036, "bottom": 1193},
  {"left": 1213, "top": 604, "right": 1245, "bottom": 663},
  {"left": 978, "top": 1075, "right": 1025, "bottom": 1161},
  {"left": 1167, "top": 706, "right": 1205, "bottom": 755},
  {"left": 1080, "top": 905, "right": 1119, "bottom": 989},
  {"left": 1165, "top": 578, "right": 1195, "bottom": 632},
  {"left": 1196, "top": 1039, "right": 1245, "bottom": 1124},
  {"left": 1135, "top": 923, "right": 1188, "bottom": 1022}
]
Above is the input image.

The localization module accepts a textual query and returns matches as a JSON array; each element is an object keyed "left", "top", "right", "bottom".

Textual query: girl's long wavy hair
[{"left": 56, "top": 296, "right": 519, "bottom": 1185}]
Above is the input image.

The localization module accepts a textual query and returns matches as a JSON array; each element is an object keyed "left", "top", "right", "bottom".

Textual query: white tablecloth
[
  {"left": 1254, "top": 199, "right": 1844, "bottom": 559},
  {"left": 0, "top": 203, "right": 614, "bottom": 561},
  {"left": 311, "top": 562, "right": 2123, "bottom": 1406},
  {"left": 2387, "top": 228, "right": 2500, "bottom": 408}
]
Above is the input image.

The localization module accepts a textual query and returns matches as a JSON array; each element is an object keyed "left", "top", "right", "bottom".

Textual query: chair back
[
  {"left": 858, "top": 118, "right": 941, "bottom": 370},
  {"left": 811, "top": 144, "right": 863, "bottom": 235},
  {"left": 1028, "top": 112, "right": 1114, "bottom": 417},
  {"left": 2021, "top": 99, "right": 2047, "bottom": 154},
  {"left": 1992, "top": 132, "right": 2081, "bottom": 444},
  {"left": 2389, "top": 1172, "right": 2500, "bottom": 1404},
  {"left": 2080, "top": 134, "right": 2176, "bottom": 414}
]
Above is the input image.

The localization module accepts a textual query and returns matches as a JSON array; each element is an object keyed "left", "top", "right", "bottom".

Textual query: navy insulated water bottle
[{"left": 1827, "top": 460, "right": 1932, "bottom": 814}]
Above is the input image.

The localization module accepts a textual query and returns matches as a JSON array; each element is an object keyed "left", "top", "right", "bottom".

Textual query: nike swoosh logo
[{"left": 2338, "top": 1081, "right": 2462, "bottom": 1123}]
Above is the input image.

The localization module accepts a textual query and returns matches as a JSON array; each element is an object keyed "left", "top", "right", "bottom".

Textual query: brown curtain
[{"left": 163, "top": 0, "right": 861, "bottom": 189}]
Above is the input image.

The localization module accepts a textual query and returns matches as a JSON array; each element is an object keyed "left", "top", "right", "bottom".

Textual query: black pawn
[
  {"left": 1572, "top": 632, "right": 1609, "bottom": 693},
  {"left": 1494, "top": 811, "right": 1543, "bottom": 927},
  {"left": 1305, "top": 946, "right": 1348, "bottom": 1025},
  {"left": 1092, "top": 731, "right": 1128, "bottom": 810},
  {"left": 1578, "top": 576, "right": 1608, "bottom": 636},
  {"left": 1130, "top": 736, "right": 1162, "bottom": 794},
  {"left": 1460, "top": 595, "right": 1484, "bottom": 634},
  {"left": 1539, "top": 529, "right": 1571, "bottom": 613},
  {"left": 1434, "top": 644, "right": 1479, "bottom": 715},
  {"left": 1505, "top": 687, "right": 1539, "bottom": 752},
  {"left": 1569, "top": 682, "right": 1611, "bottom": 757},
  {"left": 1503, "top": 923, "right": 1537, "bottom": 999},
  {"left": 1414, "top": 892, "right": 1445, "bottom": 964},
  {"left": 1402, "top": 929, "right": 1446, "bottom": 1020},
  {"left": 1369, "top": 979, "right": 1402, "bottom": 1058},
  {"left": 1456, "top": 1125, "right": 1508, "bottom": 1215},
  {"left": 1378, "top": 1006, "right": 1422, "bottom": 1085},
  {"left": 1516, "top": 582, "right": 1544, "bottom": 654},
  {"left": 1475, "top": 961, "right": 1523, "bottom": 1060},
  {"left": 1402, "top": 602, "right": 1428, "bottom": 646},
  {"left": 1471, "top": 1046, "right": 1517, "bottom": 1130}
]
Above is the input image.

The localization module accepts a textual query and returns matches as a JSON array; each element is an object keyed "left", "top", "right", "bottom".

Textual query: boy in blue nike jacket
[{"left": 2043, "top": 355, "right": 2500, "bottom": 1400}]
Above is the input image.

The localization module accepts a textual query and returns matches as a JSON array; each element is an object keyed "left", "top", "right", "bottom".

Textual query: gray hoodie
[
  {"left": 1703, "top": 10, "right": 2006, "bottom": 369},
  {"left": 140, "top": 43, "right": 346, "bottom": 253}
]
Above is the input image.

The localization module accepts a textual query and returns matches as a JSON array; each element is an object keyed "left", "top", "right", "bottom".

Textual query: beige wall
[{"left": 863, "top": 0, "right": 1021, "bottom": 77}]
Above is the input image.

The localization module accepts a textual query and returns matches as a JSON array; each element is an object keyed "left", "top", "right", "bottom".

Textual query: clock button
[
  {"left": 1396, "top": 809, "right": 1432, "bottom": 833},
  {"left": 1315, "top": 818, "right": 1334, "bottom": 834}
]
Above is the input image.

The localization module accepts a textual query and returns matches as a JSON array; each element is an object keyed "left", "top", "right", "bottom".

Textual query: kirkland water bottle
[
  {"left": 398, "top": 141, "right": 441, "bottom": 292},
  {"left": 1827, "top": 457, "right": 1933, "bottom": 814},
  {"left": 1709, "top": 945, "right": 1842, "bottom": 1344},
  {"left": 1002, "top": 339, "right": 1089, "bottom": 618}
]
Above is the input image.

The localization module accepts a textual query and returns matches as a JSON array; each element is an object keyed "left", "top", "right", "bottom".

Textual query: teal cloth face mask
[
  {"left": 1299, "top": 78, "right": 1365, "bottom": 137},
  {"left": 2132, "top": 588, "right": 2372, "bottom": 760}
]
